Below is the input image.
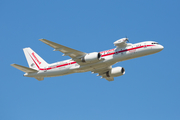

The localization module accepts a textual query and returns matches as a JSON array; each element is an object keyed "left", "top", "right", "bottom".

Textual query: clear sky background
[{"left": 0, "top": 0, "right": 180, "bottom": 120}]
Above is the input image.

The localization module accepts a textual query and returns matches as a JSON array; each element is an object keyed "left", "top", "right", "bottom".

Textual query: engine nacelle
[
  {"left": 106, "top": 67, "right": 125, "bottom": 77},
  {"left": 81, "top": 52, "right": 101, "bottom": 63}
]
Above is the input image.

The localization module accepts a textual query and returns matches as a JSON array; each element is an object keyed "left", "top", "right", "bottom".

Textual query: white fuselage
[{"left": 24, "top": 41, "right": 163, "bottom": 78}]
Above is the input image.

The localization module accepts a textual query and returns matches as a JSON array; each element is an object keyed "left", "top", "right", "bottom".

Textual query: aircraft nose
[
  {"left": 152, "top": 44, "right": 164, "bottom": 53},
  {"left": 159, "top": 45, "right": 164, "bottom": 50},
  {"left": 155, "top": 45, "right": 164, "bottom": 52}
]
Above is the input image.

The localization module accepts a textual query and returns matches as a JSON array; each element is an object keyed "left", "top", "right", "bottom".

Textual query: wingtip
[
  {"left": 39, "top": 39, "right": 50, "bottom": 43},
  {"left": 10, "top": 63, "right": 15, "bottom": 66},
  {"left": 39, "top": 38, "right": 45, "bottom": 41},
  {"left": 11, "top": 63, "right": 20, "bottom": 67}
]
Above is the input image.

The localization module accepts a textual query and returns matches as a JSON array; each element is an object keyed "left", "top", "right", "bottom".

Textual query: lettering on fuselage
[{"left": 100, "top": 49, "right": 115, "bottom": 56}]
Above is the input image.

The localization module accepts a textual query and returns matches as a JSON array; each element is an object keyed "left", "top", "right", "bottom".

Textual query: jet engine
[
  {"left": 81, "top": 52, "right": 101, "bottom": 63},
  {"left": 106, "top": 67, "right": 125, "bottom": 77}
]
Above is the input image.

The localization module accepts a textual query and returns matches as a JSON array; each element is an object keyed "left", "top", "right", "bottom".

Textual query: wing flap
[{"left": 11, "top": 64, "right": 38, "bottom": 73}]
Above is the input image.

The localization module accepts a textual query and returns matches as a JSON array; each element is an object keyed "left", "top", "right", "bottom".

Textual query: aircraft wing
[
  {"left": 39, "top": 39, "right": 87, "bottom": 61},
  {"left": 91, "top": 66, "right": 114, "bottom": 81}
]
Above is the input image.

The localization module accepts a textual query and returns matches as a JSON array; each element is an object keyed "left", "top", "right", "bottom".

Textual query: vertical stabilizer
[{"left": 23, "top": 47, "right": 49, "bottom": 70}]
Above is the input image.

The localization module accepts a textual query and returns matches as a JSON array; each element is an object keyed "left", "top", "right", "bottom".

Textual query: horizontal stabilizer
[{"left": 11, "top": 64, "right": 38, "bottom": 73}]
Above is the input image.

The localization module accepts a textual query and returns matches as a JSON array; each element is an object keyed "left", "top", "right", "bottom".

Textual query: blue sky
[{"left": 1, "top": 0, "right": 180, "bottom": 120}]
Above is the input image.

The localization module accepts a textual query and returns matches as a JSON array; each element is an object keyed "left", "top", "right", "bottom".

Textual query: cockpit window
[{"left": 152, "top": 42, "right": 159, "bottom": 45}]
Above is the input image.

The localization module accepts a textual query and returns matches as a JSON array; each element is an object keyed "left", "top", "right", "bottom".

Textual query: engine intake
[
  {"left": 106, "top": 67, "right": 125, "bottom": 77},
  {"left": 81, "top": 52, "right": 101, "bottom": 63}
]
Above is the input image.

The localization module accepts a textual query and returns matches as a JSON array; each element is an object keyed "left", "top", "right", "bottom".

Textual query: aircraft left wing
[
  {"left": 39, "top": 39, "right": 87, "bottom": 61},
  {"left": 114, "top": 38, "right": 129, "bottom": 48},
  {"left": 92, "top": 66, "right": 114, "bottom": 81}
]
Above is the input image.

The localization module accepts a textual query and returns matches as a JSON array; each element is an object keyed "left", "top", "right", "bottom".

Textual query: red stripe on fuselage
[{"left": 30, "top": 45, "right": 155, "bottom": 71}]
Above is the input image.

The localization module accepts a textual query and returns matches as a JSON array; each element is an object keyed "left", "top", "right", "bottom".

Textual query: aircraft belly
[{"left": 45, "top": 68, "right": 74, "bottom": 77}]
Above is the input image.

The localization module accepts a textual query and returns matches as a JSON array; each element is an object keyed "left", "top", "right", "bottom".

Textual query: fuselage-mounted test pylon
[{"left": 11, "top": 38, "right": 164, "bottom": 81}]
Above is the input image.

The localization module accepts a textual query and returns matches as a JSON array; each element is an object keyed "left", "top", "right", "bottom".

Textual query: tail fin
[{"left": 23, "top": 47, "right": 49, "bottom": 70}]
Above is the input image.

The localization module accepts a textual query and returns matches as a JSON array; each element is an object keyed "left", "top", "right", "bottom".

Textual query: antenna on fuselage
[{"left": 125, "top": 36, "right": 129, "bottom": 42}]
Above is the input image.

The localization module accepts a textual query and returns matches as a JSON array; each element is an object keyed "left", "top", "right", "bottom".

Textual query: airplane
[{"left": 11, "top": 38, "right": 164, "bottom": 81}]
